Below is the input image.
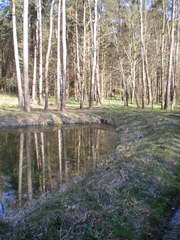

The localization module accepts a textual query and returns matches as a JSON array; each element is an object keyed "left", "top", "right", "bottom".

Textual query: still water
[{"left": 0, "top": 125, "right": 119, "bottom": 210}]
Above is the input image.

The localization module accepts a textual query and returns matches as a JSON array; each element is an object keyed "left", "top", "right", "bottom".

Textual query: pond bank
[
  {"left": 0, "top": 106, "right": 180, "bottom": 240},
  {"left": 0, "top": 109, "right": 112, "bottom": 129}
]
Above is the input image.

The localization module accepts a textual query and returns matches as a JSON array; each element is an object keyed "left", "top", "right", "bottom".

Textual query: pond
[{"left": 0, "top": 124, "right": 120, "bottom": 211}]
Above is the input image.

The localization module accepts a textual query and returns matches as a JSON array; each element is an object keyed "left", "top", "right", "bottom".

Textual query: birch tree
[
  {"left": 38, "top": 0, "right": 43, "bottom": 104},
  {"left": 81, "top": 1, "right": 87, "bottom": 108},
  {"left": 75, "top": 0, "right": 82, "bottom": 108},
  {"left": 23, "top": 0, "right": 31, "bottom": 112},
  {"left": 164, "top": 0, "right": 176, "bottom": 110},
  {"left": 89, "top": 0, "right": 98, "bottom": 108},
  {"left": 44, "top": 0, "right": 55, "bottom": 110},
  {"left": 57, "top": 0, "right": 62, "bottom": 110},
  {"left": 139, "top": 0, "right": 146, "bottom": 108},
  {"left": 12, "top": 0, "right": 24, "bottom": 109},
  {"left": 32, "top": 19, "right": 38, "bottom": 103},
  {"left": 61, "top": 0, "right": 67, "bottom": 111},
  {"left": 161, "top": 0, "right": 167, "bottom": 109}
]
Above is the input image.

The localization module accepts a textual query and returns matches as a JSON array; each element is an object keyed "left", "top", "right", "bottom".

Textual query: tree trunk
[
  {"left": 164, "top": 0, "right": 176, "bottom": 110},
  {"left": 61, "top": 0, "right": 67, "bottom": 111},
  {"left": 120, "top": 61, "right": 128, "bottom": 106},
  {"left": 172, "top": 16, "right": 180, "bottom": 109},
  {"left": 89, "top": 0, "right": 98, "bottom": 108},
  {"left": 161, "top": 0, "right": 167, "bottom": 109},
  {"left": 38, "top": 0, "right": 43, "bottom": 104},
  {"left": 75, "top": 1, "right": 81, "bottom": 108},
  {"left": 57, "top": 0, "right": 62, "bottom": 110},
  {"left": 32, "top": 19, "right": 38, "bottom": 103},
  {"left": 80, "top": 1, "right": 87, "bottom": 108},
  {"left": 44, "top": 0, "right": 55, "bottom": 110},
  {"left": 23, "top": 0, "right": 31, "bottom": 112},
  {"left": 139, "top": 0, "right": 146, "bottom": 109},
  {"left": 12, "top": 0, "right": 24, "bottom": 109}
]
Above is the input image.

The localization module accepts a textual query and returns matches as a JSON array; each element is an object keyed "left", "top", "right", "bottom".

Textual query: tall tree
[
  {"left": 89, "top": 0, "right": 98, "bottom": 108},
  {"left": 23, "top": 0, "right": 31, "bottom": 112},
  {"left": 12, "top": 0, "right": 24, "bottom": 109},
  {"left": 164, "top": 0, "right": 176, "bottom": 110},
  {"left": 81, "top": 0, "right": 87, "bottom": 108},
  {"left": 57, "top": 0, "right": 62, "bottom": 110},
  {"left": 139, "top": 0, "right": 146, "bottom": 108},
  {"left": 75, "top": 0, "right": 81, "bottom": 108},
  {"left": 161, "top": 0, "right": 167, "bottom": 109},
  {"left": 38, "top": 0, "right": 43, "bottom": 104},
  {"left": 32, "top": 18, "right": 38, "bottom": 103},
  {"left": 61, "top": 0, "right": 67, "bottom": 111},
  {"left": 44, "top": 0, "right": 55, "bottom": 110}
]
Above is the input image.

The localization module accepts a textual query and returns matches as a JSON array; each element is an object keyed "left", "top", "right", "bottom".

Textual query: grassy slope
[{"left": 0, "top": 98, "right": 180, "bottom": 239}]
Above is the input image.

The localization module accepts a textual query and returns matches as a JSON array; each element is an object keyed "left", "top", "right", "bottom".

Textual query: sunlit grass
[
  {"left": 0, "top": 94, "right": 19, "bottom": 111},
  {"left": 0, "top": 93, "right": 180, "bottom": 115}
]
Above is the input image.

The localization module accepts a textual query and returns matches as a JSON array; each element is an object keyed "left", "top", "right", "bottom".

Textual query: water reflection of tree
[
  {"left": 16, "top": 127, "right": 110, "bottom": 206},
  {"left": 58, "top": 129, "right": 62, "bottom": 184},
  {"left": 47, "top": 137, "right": 53, "bottom": 190},
  {"left": 26, "top": 132, "right": 32, "bottom": 201},
  {"left": 18, "top": 133, "right": 24, "bottom": 207},
  {"left": 40, "top": 132, "right": 46, "bottom": 192},
  {"left": 18, "top": 132, "right": 32, "bottom": 206}
]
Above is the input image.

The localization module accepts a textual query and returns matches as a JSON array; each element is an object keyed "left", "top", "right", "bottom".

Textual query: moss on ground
[{"left": 0, "top": 104, "right": 180, "bottom": 239}]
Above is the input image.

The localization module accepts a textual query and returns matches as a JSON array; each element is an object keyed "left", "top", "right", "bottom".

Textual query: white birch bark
[
  {"left": 23, "top": 0, "right": 31, "bottom": 112},
  {"left": 32, "top": 19, "right": 39, "bottom": 103},
  {"left": 57, "top": 0, "right": 62, "bottom": 110},
  {"left": 75, "top": 1, "right": 81, "bottom": 107},
  {"left": 161, "top": 0, "right": 167, "bottom": 109},
  {"left": 89, "top": 0, "right": 97, "bottom": 108},
  {"left": 61, "top": 0, "right": 67, "bottom": 111},
  {"left": 81, "top": 1, "right": 87, "bottom": 108},
  {"left": 38, "top": 0, "right": 43, "bottom": 104},
  {"left": 44, "top": 0, "right": 55, "bottom": 110},
  {"left": 12, "top": 0, "right": 24, "bottom": 109},
  {"left": 165, "top": 0, "right": 176, "bottom": 110},
  {"left": 140, "top": 0, "right": 146, "bottom": 108}
]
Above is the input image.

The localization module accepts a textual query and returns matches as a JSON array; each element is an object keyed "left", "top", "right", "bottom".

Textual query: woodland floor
[{"left": 0, "top": 95, "right": 180, "bottom": 240}]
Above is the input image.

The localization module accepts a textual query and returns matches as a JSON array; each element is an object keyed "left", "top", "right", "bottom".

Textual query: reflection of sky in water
[
  {"left": 3, "top": 177, "right": 17, "bottom": 208},
  {"left": 0, "top": 125, "right": 120, "bottom": 211}
]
